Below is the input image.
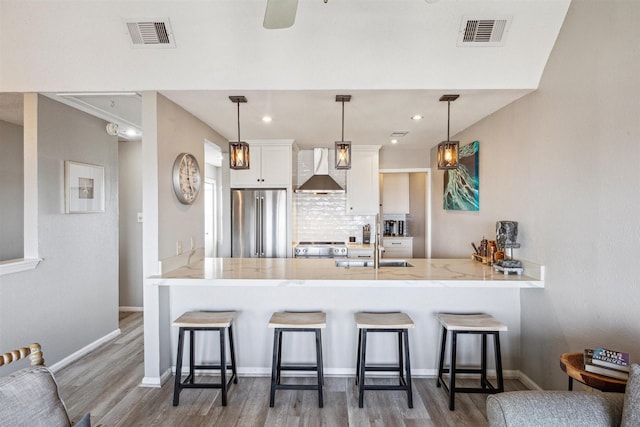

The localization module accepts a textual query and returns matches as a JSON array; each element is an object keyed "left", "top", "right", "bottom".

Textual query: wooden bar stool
[
  {"left": 268, "top": 311, "right": 326, "bottom": 408},
  {"left": 355, "top": 311, "right": 414, "bottom": 409},
  {"left": 436, "top": 313, "right": 507, "bottom": 410},
  {"left": 172, "top": 311, "right": 238, "bottom": 407}
]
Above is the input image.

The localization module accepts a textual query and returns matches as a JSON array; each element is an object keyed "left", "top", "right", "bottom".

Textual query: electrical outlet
[
  {"left": 137, "top": 212, "right": 143, "bottom": 223},
  {"left": 176, "top": 240, "right": 183, "bottom": 255}
]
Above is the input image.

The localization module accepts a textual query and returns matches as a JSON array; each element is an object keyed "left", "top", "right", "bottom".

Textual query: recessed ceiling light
[
  {"left": 391, "top": 139, "right": 398, "bottom": 144},
  {"left": 411, "top": 114, "right": 423, "bottom": 121},
  {"left": 262, "top": 116, "right": 272, "bottom": 123}
]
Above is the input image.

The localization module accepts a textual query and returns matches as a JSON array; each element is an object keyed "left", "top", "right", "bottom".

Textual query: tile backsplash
[{"left": 294, "top": 149, "right": 375, "bottom": 243}]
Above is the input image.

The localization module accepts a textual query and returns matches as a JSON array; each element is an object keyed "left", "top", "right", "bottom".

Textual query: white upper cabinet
[
  {"left": 346, "top": 145, "right": 380, "bottom": 215},
  {"left": 230, "top": 142, "right": 293, "bottom": 188},
  {"left": 381, "top": 173, "right": 410, "bottom": 214}
]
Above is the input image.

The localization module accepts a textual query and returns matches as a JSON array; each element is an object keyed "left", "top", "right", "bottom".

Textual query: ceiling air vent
[
  {"left": 457, "top": 17, "right": 511, "bottom": 47},
  {"left": 390, "top": 131, "right": 409, "bottom": 138},
  {"left": 125, "top": 18, "right": 175, "bottom": 48}
]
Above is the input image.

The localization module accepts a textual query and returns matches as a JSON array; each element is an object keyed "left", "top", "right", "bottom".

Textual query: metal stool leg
[
  {"left": 355, "top": 329, "right": 362, "bottom": 386},
  {"left": 220, "top": 327, "right": 227, "bottom": 406},
  {"left": 269, "top": 329, "right": 280, "bottom": 407},
  {"left": 398, "top": 331, "right": 404, "bottom": 386},
  {"left": 228, "top": 324, "right": 238, "bottom": 384},
  {"left": 494, "top": 332, "right": 504, "bottom": 392},
  {"left": 173, "top": 327, "right": 185, "bottom": 406},
  {"left": 315, "top": 329, "right": 324, "bottom": 408},
  {"left": 481, "top": 333, "right": 488, "bottom": 388},
  {"left": 403, "top": 329, "right": 413, "bottom": 408},
  {"left": 437, "top": 325, "right": 447, "bottom": 387},
  {"left": 358, "top": 329, "right": 368, "bottom": 408},
  {"left": 449, "top": 331, "right": 458, "bottom": 410},
  {"left": 189, "top": 330, "right": 195, "bottom": 384}
]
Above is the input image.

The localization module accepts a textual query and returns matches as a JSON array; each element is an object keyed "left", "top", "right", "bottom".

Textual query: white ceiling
[{"left": 0, "top": 0, "right": 571, "bottom": 150}]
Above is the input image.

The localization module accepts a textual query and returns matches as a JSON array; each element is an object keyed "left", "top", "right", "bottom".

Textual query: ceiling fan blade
[{"left": 263, "top": 0, "right": 299, "bottom": 29}]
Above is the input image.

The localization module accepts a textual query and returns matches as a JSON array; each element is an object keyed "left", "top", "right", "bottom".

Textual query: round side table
[{"left": 560, "top": 352, "right": 627, "bottom": 393}]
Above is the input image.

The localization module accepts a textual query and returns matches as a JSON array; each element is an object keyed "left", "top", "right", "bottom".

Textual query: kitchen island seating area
[
  {"left": 172, "top": 311, "right": 238, "bottom": 407},
  {"left": 436, "top": 313, "right": 507, "bottom": 410},
  {"left": 268, "top": 311, "right": 326, "bottom": 408},
  {"left": 167, "top": 309, "right": 511, "bottom": 411},
  {"left": 355, "top": 311, "right": 415, "bottom": 409}
]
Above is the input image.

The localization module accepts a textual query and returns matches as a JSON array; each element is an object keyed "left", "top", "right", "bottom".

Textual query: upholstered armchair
[
  {"left": 0, "top": 343, "right": 92, "bottom": 427},
  {"left": 487, "top": 363, "right": 640, "bottom": 427}
]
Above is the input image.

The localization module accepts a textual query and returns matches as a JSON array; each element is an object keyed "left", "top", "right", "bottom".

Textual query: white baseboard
[
  {"left": 119, "top": 306, "right": 143, "bottom": 312},
  {"left": 517, "top": 370, "right": 543, "bottom": 390},
  {"left": 140, "top": 368, "right": 173, "bottom": 388},
  {"left": 48, "top": 329, "right": 121, "bottom": 373}
]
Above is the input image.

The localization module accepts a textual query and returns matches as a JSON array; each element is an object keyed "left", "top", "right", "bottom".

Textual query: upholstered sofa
[{"left": 487, "top": 363, "right": 640, "bottom": 427}]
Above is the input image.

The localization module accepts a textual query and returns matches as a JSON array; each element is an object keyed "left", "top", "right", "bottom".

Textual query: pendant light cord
[
  {"left": 237, "top": 101, "right": 241, "bottom": 142},
  {"left": 447, "top": 100, "right": 450, "bottom": 142},
  {"left": 341, "top": 100, "right": 345, "bottom": 142}
]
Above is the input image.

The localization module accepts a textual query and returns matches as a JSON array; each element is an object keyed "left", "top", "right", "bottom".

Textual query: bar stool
[
  {"left": 172, "top": 311, "right": 237, "bottom": 407},
  {"left": 436, "top": 313, "right": 507, "bottom": 410},
  {"left": 268, "top": 311, "right": 326, "bottom": 408},
  {"left": 355, "top": 311, "right": 414, "bottom": 409}
]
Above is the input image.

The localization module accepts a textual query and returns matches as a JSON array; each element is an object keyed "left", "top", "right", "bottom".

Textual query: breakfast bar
[{"left": 141, "top": 257, "right": 544, "bottom": 387}]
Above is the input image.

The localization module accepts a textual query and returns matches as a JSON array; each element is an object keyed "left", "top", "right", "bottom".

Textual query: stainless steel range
[{"left": 294, "top": 241, "right": 348, "bottom": 258}]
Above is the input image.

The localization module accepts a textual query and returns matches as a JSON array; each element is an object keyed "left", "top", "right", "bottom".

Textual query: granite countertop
[{"left": 154, "top": 257, "right": 544, "bottom": 288}]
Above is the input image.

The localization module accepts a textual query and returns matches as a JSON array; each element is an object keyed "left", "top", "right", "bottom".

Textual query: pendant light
[
  {"left": 335, "top": 94, "right": 352, "bottom": 170},
  {"left": 437, "top": 94, "right": 460, "bottom": 170},
  {"left": 229, "top": 96, "right": 250, "bottom": 170}
]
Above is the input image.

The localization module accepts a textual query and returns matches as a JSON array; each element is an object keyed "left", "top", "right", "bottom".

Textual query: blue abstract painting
[{"left": 443, "top": 140, "right": 479, "bottom": 211}]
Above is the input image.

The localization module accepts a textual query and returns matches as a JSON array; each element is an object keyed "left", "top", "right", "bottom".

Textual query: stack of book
[{"left": 584, "top": 347, "right": 630, "bottom": 380}]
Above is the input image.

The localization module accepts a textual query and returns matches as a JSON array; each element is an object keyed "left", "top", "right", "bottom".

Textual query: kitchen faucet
[{"left": 373, "top": 213, "right": 380, "bottom": 269}]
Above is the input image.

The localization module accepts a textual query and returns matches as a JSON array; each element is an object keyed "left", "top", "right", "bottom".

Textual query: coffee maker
[{"left": 383, "top": 220, "right": 405, "bottom": 236}]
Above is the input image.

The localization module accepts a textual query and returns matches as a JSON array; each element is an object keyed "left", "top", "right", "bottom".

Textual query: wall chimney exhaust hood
[{"left": 295, "top": 148, "right": 345, "bottom": 194}]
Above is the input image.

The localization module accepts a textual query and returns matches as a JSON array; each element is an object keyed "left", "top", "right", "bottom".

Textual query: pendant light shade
[
  {"left": 229, "top": 96, "right": 249, "bottom": 170},
  {"left": 335, "top": 95, "right": 352, "bottom": 170},
  {"left": 437, "top": 94, "right": 460, "bottom": 170},
  {"left": 437, "top": 141, "right": 459, "bottom": 169},
  {"left": 335, "top": 141, "right": 351, "bottom": 170}
]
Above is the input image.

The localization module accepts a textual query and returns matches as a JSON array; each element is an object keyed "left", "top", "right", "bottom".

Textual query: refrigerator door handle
[
  {"left": 255, "top": 195, "right": 260, "bottom": 256},
  {"left": 259, "top": 196, "right": 265, "bottom": 256}
]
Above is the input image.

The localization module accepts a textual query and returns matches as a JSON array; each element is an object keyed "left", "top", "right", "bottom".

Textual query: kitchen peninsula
[{"left": 142, "top": 257, "right": 544, "bottom": 387}]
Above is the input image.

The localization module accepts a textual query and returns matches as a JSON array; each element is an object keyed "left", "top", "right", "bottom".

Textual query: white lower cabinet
[
  {"left": 382, "top": 237, "right": 413, "bottom": 258},
  {"left": 348, "top": 246, "right": 374, "bottom": 259}
]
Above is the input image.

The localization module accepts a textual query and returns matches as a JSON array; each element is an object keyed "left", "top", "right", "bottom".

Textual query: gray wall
[
  {"left": 118, "top": 140, "right": 143, "bottom": 308},
  {"left": 156, "top": 94, "right": 227, "bottom": 261},
  {"left": 380, "top": 148, "right": 429, "bottom": 170},
  {"left": 0, "top": 95, "right": 119, "bottom": 373},
  {"left": 0, "top": 120, "right": 24, "bottom": 261},
  {"left": 430, "top": 1, "right": 640, "bottom": 389}
]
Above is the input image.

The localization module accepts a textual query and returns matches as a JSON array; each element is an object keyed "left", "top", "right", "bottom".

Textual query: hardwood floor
[{"left": 55, "top": 312, "right": 528, "bottom": 426}]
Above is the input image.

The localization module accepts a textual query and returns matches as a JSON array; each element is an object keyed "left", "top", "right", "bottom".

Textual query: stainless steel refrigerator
[{"left": 231, "top": 189, "right": 287, "bottom": 258}]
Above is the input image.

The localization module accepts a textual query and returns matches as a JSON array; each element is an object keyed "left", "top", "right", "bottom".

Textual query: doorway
[{"left": 379, "top": 169, "right": 431, "bottom": 258}]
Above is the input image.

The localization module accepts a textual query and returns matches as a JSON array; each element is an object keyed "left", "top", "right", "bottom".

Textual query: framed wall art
[
  {"left": 65, "top": 161, "right": 105, "bottom": 213},
  {"left": 443, "top": 140, "right": 479, "bottom": 211}
]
